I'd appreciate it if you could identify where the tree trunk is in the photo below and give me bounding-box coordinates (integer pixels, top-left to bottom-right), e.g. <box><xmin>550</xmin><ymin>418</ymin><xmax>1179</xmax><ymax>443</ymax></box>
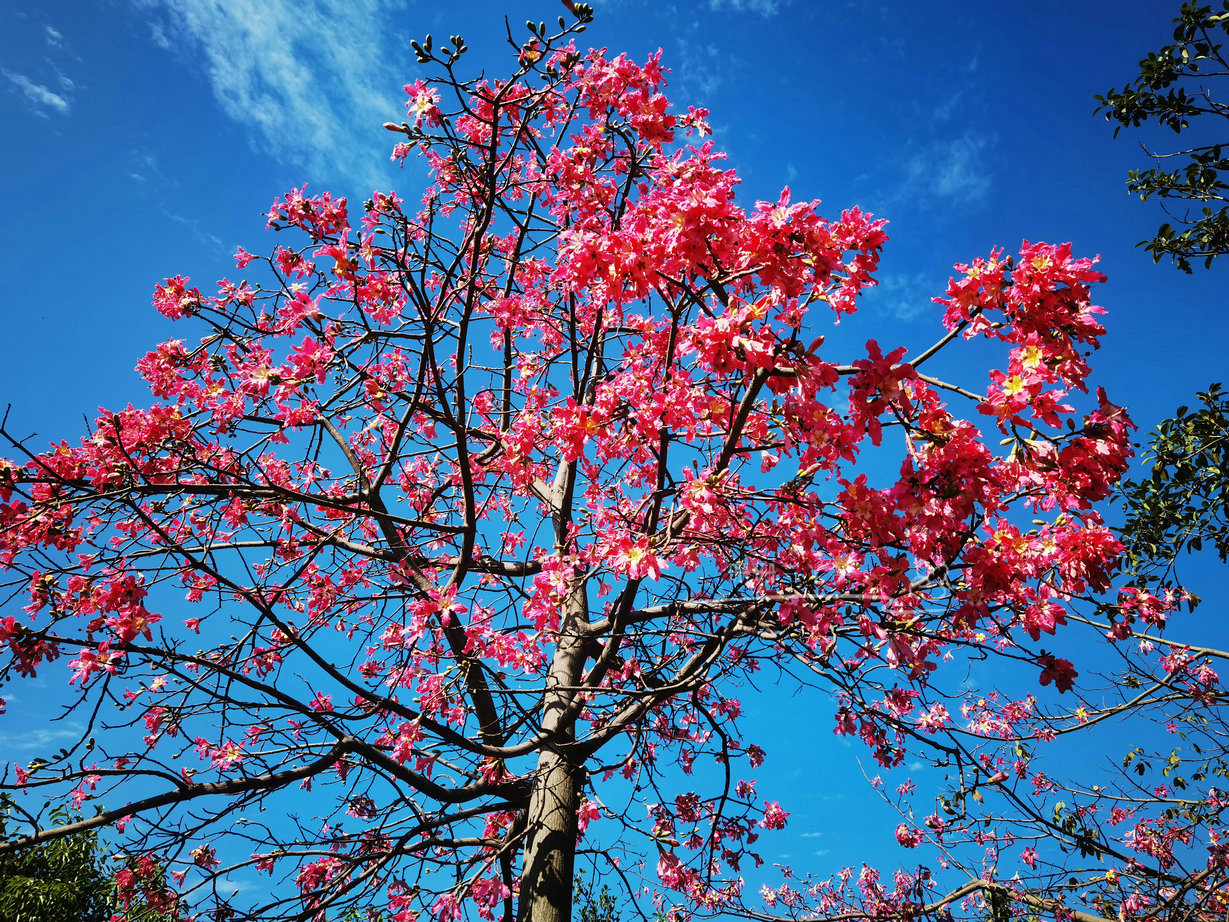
<box><xmin>517</xmin><ymin>746</ymin><xmax>582</xmax><ymax>922</ymax></box>
<box><xmin>518</xmin><ymin>581</ymin><xmax>587</xmax><ymax>922</ymax></box>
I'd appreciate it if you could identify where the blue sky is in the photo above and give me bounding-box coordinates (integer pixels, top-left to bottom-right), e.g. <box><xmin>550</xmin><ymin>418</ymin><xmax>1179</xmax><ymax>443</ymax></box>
<box><xmin>2</xmin><ymin>0</ymin><xmax>1223</xmax><ymax>440</ymax></box>
<box><xmin>3</xmin><ymin>0</ymin><xmax>1228</xmax><ymax>909</ymax></box>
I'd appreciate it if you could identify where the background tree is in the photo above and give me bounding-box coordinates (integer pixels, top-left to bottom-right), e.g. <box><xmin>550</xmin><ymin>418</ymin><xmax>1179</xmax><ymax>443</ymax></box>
<box><xmin>0</xmin><ymin>804</ymin><xmax>112</xmax><ymax>922</ymax></box>
<box><xmin>573</xmin><ymin>871</ymin><xmax>623</xmax><ymax>922</ymax></box>
<box><xmin>1118</xmin><ymin>382</ymin><xmax>1229</xmax><ymax>588</ymax></box>
<box><xmin>0</xmin><ymin>8</ymin><xmax>1206</xmax><ymax>922</ymax></box>
<box><xmin>1066</xmin><ymin>9</ymin><xmax>1229</xmax><ymax>918</ymax></box>
<box><xmin>1096</xmin><ymin>1</ymin><xmax>1229</xmax><ymax>272</ymax></box>
<box><xmin>1097</xmin><ymin>2</ymin><xmax>1229</xmax><ymax>605</ymax></box>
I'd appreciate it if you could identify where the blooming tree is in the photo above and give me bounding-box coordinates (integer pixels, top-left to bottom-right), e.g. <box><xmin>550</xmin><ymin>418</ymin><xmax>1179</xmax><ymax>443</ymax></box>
<box><xmin>0</xmin><ymin>8</ymin><xmax>1219</xmax><ymax>922</ymax></box>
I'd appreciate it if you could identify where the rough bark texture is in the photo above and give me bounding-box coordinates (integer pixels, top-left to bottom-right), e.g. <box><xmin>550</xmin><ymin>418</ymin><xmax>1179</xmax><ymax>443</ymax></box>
<box><xmin>517</xmin><ymin>584</ymin><xmax>588</xmax><ymax>922</ymax></box>
<box><xmin>517</xmin><ymin>748</ymin><xmax>583</xmax><ymax>922</ymax></box>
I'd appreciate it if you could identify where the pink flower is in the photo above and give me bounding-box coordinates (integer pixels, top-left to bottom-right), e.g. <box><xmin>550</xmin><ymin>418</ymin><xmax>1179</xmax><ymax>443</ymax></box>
<box><xmin>68</xmin><ymin>643</ymin><xmax>123</xmax><ymax>685</ymax></box>
<box><xmin>210</xmin><ymin>740</ymin><xmax>244</xmax><ymax>771</ymax></box>
<box><xmin>606</xmin><ymin>535</ymin><xmax>663</xmax><ymax>581</ymax></box>
<box><xmin>656</xmin><ymin>850</ymin><xmax>684</xmax><ymax>888</ymax></box>
<box><xmin>190</xmin><ymin>845</ymin><xmax>219</xmax><ymax>869</ymax></box>
<box><xmin>895</xmin><ymin>823</ymin><xmax>924</xmax><ymax>848</ymax></box>
<box><xmin>391</xmin><ymin>142</ymin><xmax>414</xmax><ymax>165</ymax></box>
<box><xmin>1037</xmin><ymin>653</ymin><xmax>1078</xmax><ymax>693</ymax></box>
<box><xmin>403</xmin><ymin>80</ymin><xmax>441</xmax><ymax>127</ymax></box>
<box><xmin>759</xmin><ymin>801</ymin><xmax>789</xmax><ymax>829</ymax></box>
<box><xmin>429</xmin><ymin>892</ymin><xmax>463</xmax><ymax>922</ymax></box>
<box><xmin>577</xmin><ymin>799</ymin><xmax>601</xmax><ymax>835</ymax></box>
<box><xmin>917</xmin><ymin>702</ymin><xmax>950</xmax><ymax>733</ymax></box>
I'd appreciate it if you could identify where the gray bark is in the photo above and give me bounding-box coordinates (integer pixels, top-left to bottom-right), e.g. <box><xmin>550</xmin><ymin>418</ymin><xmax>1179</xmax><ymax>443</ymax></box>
<box><xmin>517</xmin><ymin>584</ymin><xmax>588</xmax><ymax>922</ymax></box>
<box><xmin>517</xmin><ymin>747</ymin><xmax>583</xmax><ymax>922</ymax></box>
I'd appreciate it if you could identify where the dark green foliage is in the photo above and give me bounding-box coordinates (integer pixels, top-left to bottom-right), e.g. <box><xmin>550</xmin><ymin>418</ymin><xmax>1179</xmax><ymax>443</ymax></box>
<box><xmin>573</xmin><ymin>870</ymin><xmax>673</xmax><ymax>922</ymax></box>
<box><xmin>575</xmin><ymin>875</ymin><xmax>621</xmax><ymax>922</ymax></box>
<box><xmin>1117</xmin><ymin>383</ymin><xmax>1229</xmax><ymax>591</ymax></box>
<box><xmin>0</xmin><ymin>807</ymin><xmax>112</xmax><ymax>922</ymax></box>
<box><xmin>1096</xmin><ymin>2</ymin><xmax>1229</xmax><ymax>272</ymax></box>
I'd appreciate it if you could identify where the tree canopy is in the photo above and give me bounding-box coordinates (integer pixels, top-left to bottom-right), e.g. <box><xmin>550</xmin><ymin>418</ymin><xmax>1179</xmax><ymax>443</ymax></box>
<box><xmin>1096</xmin><ymin>1</ymin><xmax>1229</xmax><ymax>272</ymax></box>
<box><xmin>1118</xmin><ymin>383</ymin><xmax>1229</xmax><ymax>590</ymax></box>
<box><xmin>0</xmin><ymin>806</ymin><xmax>112</xmax><ymax>922</ymax></box>
<box><xmin>0</xmin><ymin>9</ymin><xmax>1226</xmax><ymax>922</ymax></box>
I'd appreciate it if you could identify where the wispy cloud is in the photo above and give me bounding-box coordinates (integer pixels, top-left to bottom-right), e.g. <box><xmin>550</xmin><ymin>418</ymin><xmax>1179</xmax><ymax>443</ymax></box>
<box><xmin>44</xmin><ymin>24</ymin><xmax>63</xmax><ymax>46</ymax></box>
<box><xmin>0</xmin><ymin>724</ymin><xmax>83</xmax><ymax>752</ymax></box>
<box><xmin>871</xmin><ymin>272</ymin><xmax>939</xmax><ymax>322</ymax></box>
<box><xmin>137</xmin><ymin>0</ymin><xmax>407</xmax><ymax>193</ymax></box>
<box><xmin>931</xmin><ymin>91</ymin><xmax>963</xmax><ymax>124</ymax></box>
<box><xmin>672</xmin><ymin>36</ymin><xmax>723</xmax><ymax>101</ymax></box>
<box><xmin>163</xmin><ymin>208</ymin><xmax>228</xmax><ymax>255</ymax></box>
<box><xmin>900</xmin><ymin>132</ymin><xmax>993</xmax><ymax>206</ymax></box>
<box><xmin>708</xmin><ymin>0</ymin><xmax>784</xmax><ymax>15</ymax></box>
<box><xmin>216</xmin><ymin>876</ymin><xmax>261</xmax><ymax>896</ymax></box>
<box><xmin>126</xmin><ymin>149</ymin><xmax>162</xmax><ymax>184</ymax></box>
<box><xmin>148</xmin><ymin>20</ymin><xmax>172</xmax><ymax>50</ymax></box>
<box><xmin>799</xmin><ymin>831</ymin><xmax>823</xmax><ymax>838</ymax></box>
<box><xmin>1</xmin><ymin>67</ymin><xmax>70</xmax><ymax>114</ymax></box>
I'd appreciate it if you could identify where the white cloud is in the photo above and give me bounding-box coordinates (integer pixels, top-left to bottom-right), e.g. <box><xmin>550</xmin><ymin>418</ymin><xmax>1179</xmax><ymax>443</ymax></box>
<box><xmin>45</xmin><ymin>25</ymin><xmax>63</xmax><ymax>46</ymax></box>
<box><xmin>138</xmin><ymin>0</ymin><xmax>407</xmax><ymax>192</ymax></box>
<box><xmin>164</xmin><ymin>208</ymin><xmax>228</xmax><ymax>255</ymax></box>
<box><xmin>216</xmin><ymin>876</ymin><xmax>260</xmax><ymax>895</ymax></box>
<box><xmin>931</xmin><ymin>91</ymin><xmax>962</xmax><ymax>123</ymax></box>
<box><xmin>902</xmin><ymin>133</ymin><xmax>993</xmax><ymax>205</ymax></box>
<box><xmin>677</xmin><ymin>39</ymin><xmax>722</xmax><ymax>99</ymax></box>
<box><xmin>708</xmin><ymin>0</ymin><xmax>783</xmax><ymax>15</ymax></box>
<box><xmin>799</xmin><ymin>831</ymin><xmax>823</xmax><ymax>838</ymax></box>
<box><xmin>1</xmin><ymin>68</ymin><xmax>70</xmax><ymax>114</ymax></box>
<box><xmin>871</xmin><ymin>272</ymin><xmax>936</xmax><ymax>322</ymax></box>
<box><xmin>0</xmin><ymin>724</ymin><xmax>83</xmax><ymax>751</ymax></box>
<box><xmin>149</xmin><ymin>20</ymin><xmax>172</xmax><ymax>50</ymax></box>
